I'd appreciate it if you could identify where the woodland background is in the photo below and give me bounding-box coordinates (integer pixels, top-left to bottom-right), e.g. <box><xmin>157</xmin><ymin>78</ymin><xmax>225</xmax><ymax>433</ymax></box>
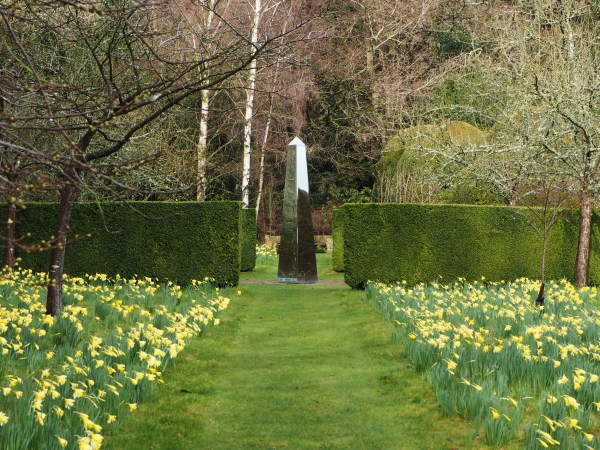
<box><xmin>2</xmin><ymin>0</ymin><xmax>599</xmax><ymax>236</ymax></box>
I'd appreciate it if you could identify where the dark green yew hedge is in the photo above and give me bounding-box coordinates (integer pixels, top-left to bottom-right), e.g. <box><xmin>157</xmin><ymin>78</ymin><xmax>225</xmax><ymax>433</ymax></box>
<box><xmin>15</xmin><ymin>201</ymin><xmax>243</xmax><ymax>285</ymax></box>
<box><xmin>240</xmin><ymin>208</ymin><xmax>257</xmax><ymax>272</ymax></box>
<box><xmin>339</xmin><ymin>203</ymin><xmax>600</xmax><ymax>289</ymax></box>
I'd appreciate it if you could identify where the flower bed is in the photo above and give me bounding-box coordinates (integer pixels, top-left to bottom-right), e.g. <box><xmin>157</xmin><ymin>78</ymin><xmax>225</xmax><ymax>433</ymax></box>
<box><xmin>0</xmin><ymin>269</ymin><xmax>230</xmax><ymax>449</ymax></box>
<box><xmin>367</xmin><ymin>278</ymin><xmax>600</xmax><ymax>448</ymax></box>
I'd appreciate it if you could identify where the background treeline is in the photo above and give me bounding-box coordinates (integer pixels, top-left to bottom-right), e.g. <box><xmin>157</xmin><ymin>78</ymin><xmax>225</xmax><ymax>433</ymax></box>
<box><xmin>15</xmin><ymin>1</ymin><xmax>589</xmax><ymax>234</ymax></box>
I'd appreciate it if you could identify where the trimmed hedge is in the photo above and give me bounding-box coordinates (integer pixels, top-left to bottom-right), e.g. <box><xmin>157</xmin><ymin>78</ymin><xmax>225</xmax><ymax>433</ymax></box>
<box><xmin>332</xmin><ymin>207</ymin><xmax>345</xmax><ymax>272</ymax></box>
<box><xmin>240</xmin><ymin>208</ymin><xmax>257</xmax><ymax>272</ymax></box>
<box><xmin>341</xmin><ymin>203</ymin><xmax>598</xmax><ymax>289</ymax></box>
<box><xmin>14</xmin><ymin>201</ymin><xmax>242</xmax><ymax>285</ymax></box>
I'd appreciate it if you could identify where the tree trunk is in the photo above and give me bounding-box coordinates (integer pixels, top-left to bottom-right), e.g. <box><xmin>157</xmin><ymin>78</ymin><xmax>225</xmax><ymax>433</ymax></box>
<box><xmin>194</xmin><ymin>2</ymin><xmax>215</xmax><ymax>202</ymax></box>
<box><xmin>255</xmin><ymin>88</ymin><xmax>275</xmax><ymax>219</ymax></box>
<box><xmin>3</xmin><ymin>199</ymin><xmax>17</xmax><ymax>268</ymax></box>
<box><xmin>254</xmin><ymin>121</ymin><xmax>269</xmax><ymax>219</ymax></box>
<box><xmin>241</xmin><ymin>0</ymin><xmax>261</xmax><ymax>209</ymax></box>
<box><xmin>46</xmin><ymin>170</ymin><xmax>81</xmax><ymax>316</ymax></box>
<box><xmin>46</xmin><ymin>131</ymin><xmax>93</xmax><ymax>316</ymax></box>
<box><xmin>255</xmin><ymin>7</ymin><xmax>290</xmax><ymax>218</ymax></box>
<box><xmin>196</xmin><ymin>88</ymin><xmax>210</xmax><ymax>201</ymax></box>
<box><xmin>574</xmin><ymin>189</ymin><xmax>593</xmax><ymax>287</ymax></box>
<box><xmin>0</xmin><ymin>98</ymin><xmax>16</xmax><ymax>269</ymax></box>
<box><xmin>540</xmin><ymin>232</ymin><xmax>547</xmax><ymax>285</ymax></box>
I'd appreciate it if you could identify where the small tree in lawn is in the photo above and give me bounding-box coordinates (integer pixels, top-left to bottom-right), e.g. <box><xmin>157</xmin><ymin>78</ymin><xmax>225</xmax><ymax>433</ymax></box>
<box><xmin>0</xmin><ymin>0</ymin><xmax>289</xmax><ymax>315</ymax></box>
<box><xmin>454</xmin><ymin>0</ymin><xmax>600</xmax><ymax>286</ymax></box>
<box><xmin>422</xmin><ymin>0</ymin><xmax>599</xmax><ymax>287</ymax></box>
<box><xmin>427</xmin><ymin>104</ymin><xmax>577</xmax><ymax>301</ymax></box>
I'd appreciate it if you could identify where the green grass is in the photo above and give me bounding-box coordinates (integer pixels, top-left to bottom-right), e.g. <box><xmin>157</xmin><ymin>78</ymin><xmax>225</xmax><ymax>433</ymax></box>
<box><xmin>243</xmin><ymin>253</ymin><xmax>341</xmax><ymax>282</ymax></box>
<box><xmin>104</xmin><ymin>254</ymin><xmax>511</xmax><ymax>449</ymax></box>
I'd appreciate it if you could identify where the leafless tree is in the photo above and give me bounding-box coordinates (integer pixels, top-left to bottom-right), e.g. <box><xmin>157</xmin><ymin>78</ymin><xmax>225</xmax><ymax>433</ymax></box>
<box><xmin>447</xmin><ymin>0</ymin><xmax>600</xmax><ymax>286</ymax></box>
<box><xmin>0</xmin><ymin>0</ymin><xmax>293</xmax><ymax>314</ymax></box>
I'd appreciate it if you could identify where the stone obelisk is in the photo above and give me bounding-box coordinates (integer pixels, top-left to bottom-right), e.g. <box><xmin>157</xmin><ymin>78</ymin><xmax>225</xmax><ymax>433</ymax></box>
<box><xmin>277</xmin><ymin>137</ymin><xmax>318</xmax><ymax>283</ymax></box>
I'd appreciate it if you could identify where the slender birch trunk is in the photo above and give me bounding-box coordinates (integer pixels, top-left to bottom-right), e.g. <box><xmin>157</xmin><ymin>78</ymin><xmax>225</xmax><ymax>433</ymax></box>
<box><xmin>196</xmin><ymin>87</ymin><xmax>210</xmax><ymax>201</ymax></box>
<box><xmin>255</xmin><ymin>103</ymin><xmax>272</xmax><ymax>218</ymax></box>
<box><xmin>255</xmin><ymin>4</ymin><xmax>292</xmax><ymax>219</ymax></box>
<box><xmin>194</xmin><ymin>1</ymin><xmax>215</xmax><ymax>202</ymax></box>
<box><xmin>575</xmin><ymin>187</ymin><xmax>593</xmax><ymax>287</ymax></box>
<box><xmin>241</xmin><ymin>0</ymin><xmax>261</xmax><ymax>209</ymax></box>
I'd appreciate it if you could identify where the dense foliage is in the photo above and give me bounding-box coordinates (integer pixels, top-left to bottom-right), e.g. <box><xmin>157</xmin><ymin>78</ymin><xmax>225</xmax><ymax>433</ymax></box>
<box><xmin>338</xmin><ymin>203</ymin><xmax>597</xmax><ymax>289</ymax></box>
<box><xmin>240</xmin><ymin>208</ymin><xmax>257</xmax><ymax>272</ymax></box>
<box><xmin>14</xmin><ymin>202</ymin><xmax>243</xmax><ymax>286</ymax></box>
<box><xmin>331</xmin><ymin>208</ymin><xmax>345</xmax><ymax>272</ymax></box>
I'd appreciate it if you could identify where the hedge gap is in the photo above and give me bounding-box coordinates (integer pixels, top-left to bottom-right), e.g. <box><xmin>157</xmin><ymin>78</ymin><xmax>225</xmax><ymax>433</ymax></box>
<box><xmin>332</xmin><ymin>207</ymin><xmax>345</xmax><ymax>272</ymax></box>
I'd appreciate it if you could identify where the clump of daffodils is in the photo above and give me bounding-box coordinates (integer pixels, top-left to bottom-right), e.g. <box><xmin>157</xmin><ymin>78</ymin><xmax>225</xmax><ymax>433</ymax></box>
<box><xmin>0</xmin><ymin>269</ymin><xmax>230</xmax><ymax>449</ymax></box>
<box><xmin>256</xmin><ymin>244</ymin><xmax>277</xmax><ymax>262</ymax></box>
<box><xmin>368</xmin><ymin>278</ymin><xmax>600</xmax><ymax>448</ymax></box>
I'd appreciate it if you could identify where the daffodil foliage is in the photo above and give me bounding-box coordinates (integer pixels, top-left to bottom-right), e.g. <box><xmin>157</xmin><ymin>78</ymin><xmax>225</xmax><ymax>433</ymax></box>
<box><xmin>256</xmin><ymin>244</ymin><xmax>277</xmax><ymax>262</ymax></box>
<box><xmin>0</xmin><ymin>269</ymin><xmax>230</xmax><ymax>450</ymax></box>
<box><xmin>367</xmin><ymin>278</ymin><xmax>600</xmax><ymax>449</ymax></box>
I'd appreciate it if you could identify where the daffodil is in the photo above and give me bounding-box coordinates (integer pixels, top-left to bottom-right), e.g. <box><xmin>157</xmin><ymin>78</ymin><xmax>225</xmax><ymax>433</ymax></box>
<box><xmin>490</xmin><ymin>407</ymin><xmax>500</xmax><ymax>419</ymax></box>
<box><xmin>542</xmin><ymin>416</ymin><xmax>556</xmax><ymax>431</ymax></box>
<box><xmin>537</xmin><ymin>438</ymin><xmax>549</xmax><ymax>448</ymax></box>
<box><xmin>35</xmin><ymin>411</ymin><xmax>46</xmax><ymax>426</ymax></box>
<box><xmin>563</xmin><ymin>395</ymin><xmax>580</xmax><ymax>409</ymax></box>
<box><xmin>53</xmin><ymin>406</ymin><xmax>64</xmax><ymax>418</ymax></box>
<box><xmin>567</xmin><ymin>418</ymin><xmax>581</xmax><ymax>430</ymax></box>
<box><xmin>536</xmin><ymin>429</ymin><xmax>560</xmax><ymax>446</ymax></box>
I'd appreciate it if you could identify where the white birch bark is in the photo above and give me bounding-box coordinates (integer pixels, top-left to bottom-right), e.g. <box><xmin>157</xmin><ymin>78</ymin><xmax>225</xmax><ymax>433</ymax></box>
<box><xmin>194</xmin><ymin>1</ymin><xmax>216</xmax><ymax>201</ymax></box>
<box><xmin>241</xmin><ymin>0</ymin><xmax>261</xmax><ymax>209</ymax></box>
<box><xmin>255</xmin><ymin>97</ymin><xmax>273</xmax><ymax>217</ymax></box>
<box><xmin>196</xmin><ymin>87</ymin><xmax>210</xmax><ymax>201</ymax></box>
<box><xmin>255</xmin><ymin>2</ymin><xmax>293</xmax><ymax>218</ymax></box>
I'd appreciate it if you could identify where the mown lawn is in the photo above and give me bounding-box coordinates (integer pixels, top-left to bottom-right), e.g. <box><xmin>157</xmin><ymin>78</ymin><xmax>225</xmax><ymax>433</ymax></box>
<box><xmin>104</xmin><ymin>254</ymin><xmax>510</xmax><ymax>449</ymax></box>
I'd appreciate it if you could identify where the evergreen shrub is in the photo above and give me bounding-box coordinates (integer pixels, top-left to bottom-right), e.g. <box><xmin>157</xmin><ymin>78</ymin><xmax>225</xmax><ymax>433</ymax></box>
<box><xmin>15</xmin><ymin>201</ymin><xmax>242</xmax><ymax>285</ymax></box>
<box><xmin>341</xmin><ymin>203</ymin><xmax>598</xmax><ymax>289</ymax></box>
<box><xmin>240</xmin><ymin>208</ymin><xmax>257</xmax><ymax>272</ymax></box>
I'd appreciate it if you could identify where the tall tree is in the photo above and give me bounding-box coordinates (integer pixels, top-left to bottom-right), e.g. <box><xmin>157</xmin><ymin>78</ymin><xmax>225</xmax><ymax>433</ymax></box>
<box><xmin>0</xmin><ymin>0</ymin><xmax>285</xmax><ymax>314</ymax></box>
<box><xmin>241</xmin><ymin>0</ymin><xmax>261</xmax><ymax>208</ymax></box>
<box><xmin>427</xmin><ymin>0</ymin><xmax>599</xmax><ymax>285</ymax></box>
<box><xmin>184</xmin><ymin>0</ymin><xmax>233</xmax><ymax>202</ymax></box>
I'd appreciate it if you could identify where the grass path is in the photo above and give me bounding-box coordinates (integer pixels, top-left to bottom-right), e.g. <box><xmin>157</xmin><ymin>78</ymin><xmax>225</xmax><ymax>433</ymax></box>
<box><xmin>104</xmin><ymin>256</ymin><xmax>496</xmax><ymax>449</ymax></box>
